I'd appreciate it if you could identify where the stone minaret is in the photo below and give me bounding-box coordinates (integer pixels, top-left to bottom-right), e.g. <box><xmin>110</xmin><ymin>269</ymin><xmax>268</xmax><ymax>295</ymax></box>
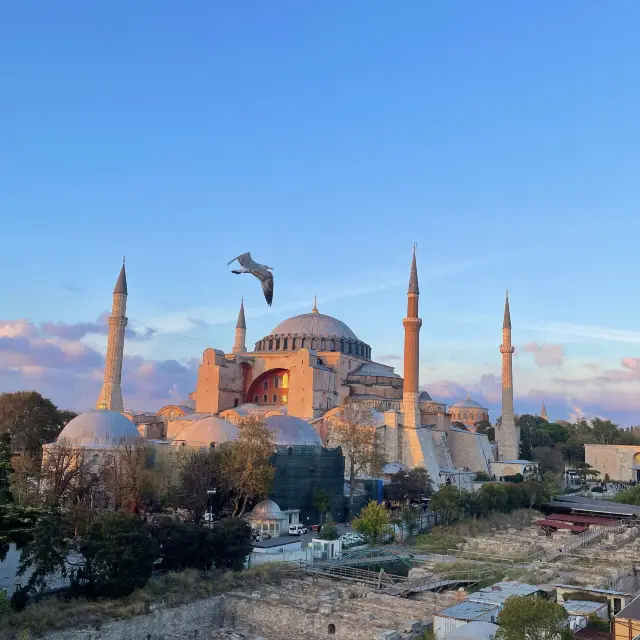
<box><xmin>232</xmin><ymin>299</ymin><xmax>247</xmax><ymax>354</ymax></box>
<box><xmin>96</xmin><ymin>261</ymin><xmax>128</xmax><ymax>412</ymax></box>
<box><xmin>540</xmin><ymin>401</ymin><xmax>548</xmax><ymax>421</ymax></box>
<box><xmin>402</xmin><ymin>246</ymin><xmax>422</xmax><ymax>430</ymax></box>
<box><xmin>497</xmin><ymin>290</ymin><xmax>519</xmax><ymax>460</ymax></box>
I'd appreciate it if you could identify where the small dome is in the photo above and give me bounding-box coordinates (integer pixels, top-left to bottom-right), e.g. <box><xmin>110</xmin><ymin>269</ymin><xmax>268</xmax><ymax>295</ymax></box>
<box><xmin>264</xmin><ymin>415</ymin><xmax>322</xmax><ymax>446</ymax></box>
<box><xmin>269</xmin><ymin>312</ymin><xmax>358</xmax><ymax>340</ymax></box>
<box><xmin>250</xmin><ymin>499</ymin><xmax>283</xmax><ymax>518</ymax></box>
<box><xmin>450</xmin><ymin>393</ymin><xmax>487</xmax><ymax>410</ymax></box>
<box><xmin>171</xmin><ymin>415</ymin><xmax>238</xmax><ymax>447</ymax></box>
<box><xmin>57</xmin><ymin>410</ymin><xmax>141</xmax><ymax>448</ymax></box>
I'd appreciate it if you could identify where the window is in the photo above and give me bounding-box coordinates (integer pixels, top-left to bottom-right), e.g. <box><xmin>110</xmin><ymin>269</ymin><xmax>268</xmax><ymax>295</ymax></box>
<box><xmin>210</xmin><ymin>442</ymin><xmax>216</xmax><ymax>449</ymax></box>
<box><xmin>234</xmin><ymin>398</ymin><xmax>239</xmax><ymax>407</ymax></box>
<box><xmin>274</xmin><ymin>377</ymin><xmax>279</xmax><ymax>388</ymax></box>
<box><xmin>253</xmin><ymin>394</ymin><xmax>259</xmax><ymax>403</ymax></box>
<box><xmin>263</xmin><ymin>394</ymin><xmax>268</xmax><ymax>402</ymax></box>
<box><xmin>263</xmin><ymin>380</ymin><xmax>269</xmax><ymax>389</ymax></box>
<box><xmin>272</xmin><ymin>394</ymin><xmax>277</xmax><ymax>403</ymax></box>
<box><xmin>282</xmin><ymin>394</ymin><xmax>288</xmax><ymax>403</ymax></box>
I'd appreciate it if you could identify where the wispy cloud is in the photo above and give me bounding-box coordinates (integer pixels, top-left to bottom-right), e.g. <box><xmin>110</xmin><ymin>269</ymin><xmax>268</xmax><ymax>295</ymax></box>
<box><xmin>62</xmin><ymin>283</ymin><xmax>83</xmax><ymax>294</ymax></box>
<box><xmin>525</xmin><ymin>322</ymin><xmax>640</xmax><ymax>344</ymax></box>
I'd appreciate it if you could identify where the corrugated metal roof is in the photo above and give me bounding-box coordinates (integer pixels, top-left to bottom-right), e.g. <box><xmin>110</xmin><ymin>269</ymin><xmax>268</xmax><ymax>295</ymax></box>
<box><xmin>547</xmin><ymin>499</ymin><xmax>639</xmax><ymax>516</ymax></box>
<box><xmin>437</xmin><ymin>601</ymin><xmax>499</xmax><ymax>620</ymax></box>
<box><xmin>555</xmin><ymin>584</ymin><xmax>630</xmax><ymax>596</ymax></box>
<box><xmin>470</xmin><ymin>581</ymin><xmax>540</xmax><ymax>605</ymax></box>
<box><xmin>563</xmin><ymin>601</ymin><xmax>608</xmax><ymax>615</ymax></box>
<box><xmin>445</xmin><ymin>622</ymin><xmax>499</xmax><ymax>640</ymax></box>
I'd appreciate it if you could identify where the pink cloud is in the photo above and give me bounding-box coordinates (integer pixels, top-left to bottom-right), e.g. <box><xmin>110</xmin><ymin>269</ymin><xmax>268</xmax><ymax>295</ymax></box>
<box><xmin>522</xmin><ymin>342</ymin><xmax>565</xmax><ymax>368</ymax></box>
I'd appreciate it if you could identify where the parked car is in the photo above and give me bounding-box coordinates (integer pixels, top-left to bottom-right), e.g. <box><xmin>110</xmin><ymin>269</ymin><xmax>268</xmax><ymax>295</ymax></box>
<box><xmin>288</xmin><ymin>524</ymin><xmax>308</xmax><ymax>536</ymax></box>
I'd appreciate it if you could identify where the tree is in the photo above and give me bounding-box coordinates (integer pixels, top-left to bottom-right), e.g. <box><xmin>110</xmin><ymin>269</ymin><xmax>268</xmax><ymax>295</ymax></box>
<box><xmin>475</xmin><ymin>419</ymin><xmax>495</xmax><ymax>441</ymax></box>
<box><xmin>531</xmin><ymin>446</ymin><xmax>565</xmax><ymax>474</ymax></box>
<box><xmin>400</xmin><ymin>505</ymin><xmax>419</xmax><ymax>537</ymax></box>
<box><xmin>591</xmin><ymin>418</ymin><xmax>620</xmax><ymax>445</ymax></box>
<box><xmin>496</xmin><ymin>595</ymin><xmax>569</xmax><ymax>640</ymax></box>
<box><xmin>71</xmin><ymin>513</ymin><xmax>157</xmax><ymax>598</ymax></box>
<box><xmin>352</xmin><ymin>501</ymin><xmax>392</xmax><ymax>544</ymax></box>
<box><xmin>169</xmin><ymin>449</ymin><xmax>221</xmax><ymax>523</ymax></box>
<box><xmin>574</xmin><ymin>462</ymin><xmax>600</xmax><ymax>485</ymax></box>
<box><xmin>209</xmin><ymin>517</ymin><xmax>253</xmax><ymax>570</ymax></box>
<box><xmin>328</xmin><ymin>402</ymin><xmax>386</xmax><ymax>518</ymax></box>
<box><xmin>9</xmin><ymin>451</ymin><xmax>41</xmax><ymax>506</ymax></box>
<box><xmin>386</xmin><ymin>467</ymin><xmax>433</xmax><ymax>505</ymax></box>
<box><xmin>430</xmin><ymin>485</ymin><xmax>463</xmax><ymax>525</ymax></box>
<box><xmin>0</xmin><ymin>433</ymin><xmax>12</xmax><ymax>503</ymax></box>
<box><xmin>16</xmin><ymin>507</ymin><xmax>73</xmax><ymax>593</ymax></box>
<box><xmin>320</xmin><ymin>515</ymin><xmax>339</xmax><ymax>540</ymax></box>
<box><xmin>223</xmin><ymin>416</ymin><xmax>276</xmax><ymax>517</ymax></box>
<box><xmin>0</xmin><ymin>391</ymin><xmax>69</xmax><ymax>454</ymax></box>
<box><xmin>313</xmin><ymin>489</ymin><xmax>332</xmax><ymax>526</ymax></box>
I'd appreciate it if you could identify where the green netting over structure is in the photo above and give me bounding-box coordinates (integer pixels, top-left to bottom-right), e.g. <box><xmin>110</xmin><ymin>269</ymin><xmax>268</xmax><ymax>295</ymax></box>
<box><xmin>269</xmin><ymin>445</ymin><xmax>345</xmax><ymax>525</ymax></box>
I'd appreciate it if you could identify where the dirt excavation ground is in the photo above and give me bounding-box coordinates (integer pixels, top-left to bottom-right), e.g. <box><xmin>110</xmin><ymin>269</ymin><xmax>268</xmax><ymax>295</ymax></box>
<box><xmin>409</xmin><ymin>509</ymin><xmax>640</xmax><ymax>593</ymax></box>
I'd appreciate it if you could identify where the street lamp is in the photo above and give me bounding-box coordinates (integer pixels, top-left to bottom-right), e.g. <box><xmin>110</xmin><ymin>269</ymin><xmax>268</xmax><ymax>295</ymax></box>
<box><xmin>206</xmin><ymin>488</ymin><xmax>217</xmax><ymax>529</ymax></box>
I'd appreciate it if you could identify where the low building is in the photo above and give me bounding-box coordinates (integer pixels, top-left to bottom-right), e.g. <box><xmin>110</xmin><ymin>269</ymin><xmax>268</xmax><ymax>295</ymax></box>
<box><xmin>469</xmin><ymin>581</ymin><xmax>542</xmax><ymax>612</ymax></box>
<box><xmin>433</xmin><ymin>601</ymin><xmax>500</xmax><ymax>640</ymax></box>
<box><xmin>490</xmin><ymin>460</ymin><xmax>538</xmax><ymax>480</ymax></box>
<box><xmin>562</xmin><ymin>600</ymin><xmax>609</xmax><ymax>633</ymax></box>
<box><xmin>247</xmin><ymin>537</ymin><xmax>311</xmax><ymax>568</ymax></box>
<box><xmin>444</xmin><ymin>621</ymin><xmax>498</xmax><ymax>640</ymax></box>
<box><xmin>614</xmin><ymin>594</ymin><xmax>640</xmax><ymax>640</ymax></box>
<box><xmin>244</xmin><ymin>499</ymin><xmax>300</xmax><ymax>538</ymax></box>
<box><xmin>556</xmin><ymin>584</ymin><xmax>630</xmax><ymax>616</ymax></box>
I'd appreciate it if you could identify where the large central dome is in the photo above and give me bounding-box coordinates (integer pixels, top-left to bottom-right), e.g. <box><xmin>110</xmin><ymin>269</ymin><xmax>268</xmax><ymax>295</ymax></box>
<box><xmin>254</xmin><ymin>304</ymin><xmax>371</xmax><ymax>359</ymax></box>
<box><xmin>269</xmin><ymin>312</ymin><xmax>358</xmax><ymax>340</ymax></box>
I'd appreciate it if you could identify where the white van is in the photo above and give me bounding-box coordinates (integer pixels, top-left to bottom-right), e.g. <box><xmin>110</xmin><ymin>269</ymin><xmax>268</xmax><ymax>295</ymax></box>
<box><xmin>288</xmin><ymin>524</ymin><xmax>308</xmax><ymax>536</ymax></box>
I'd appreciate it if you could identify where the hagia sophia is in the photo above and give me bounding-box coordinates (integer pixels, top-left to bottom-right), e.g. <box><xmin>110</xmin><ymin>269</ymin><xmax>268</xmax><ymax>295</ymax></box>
<box><xmin>47</xmin><ymin>250</ymin><xmax>528</xmax><ymax>497</ymax></box>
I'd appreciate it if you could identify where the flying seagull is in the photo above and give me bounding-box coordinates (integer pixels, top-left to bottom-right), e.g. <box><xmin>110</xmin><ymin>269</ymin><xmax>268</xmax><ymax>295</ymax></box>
<box><xmin>227</xmin><ymin>252</ymin><xmax>274</xmax><ymax>306</ymax></box>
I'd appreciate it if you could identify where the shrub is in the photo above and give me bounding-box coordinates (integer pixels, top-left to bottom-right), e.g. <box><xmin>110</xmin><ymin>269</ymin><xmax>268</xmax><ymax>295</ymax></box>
<box><xmin>474</xmin><ymin>471</ymin><xmax>491</xmax><ymax>481</ymax></box>
<box><xmin>320</xmin><ymin>516</ymin><xmax>339</xmax><ymax>540</ymax></box>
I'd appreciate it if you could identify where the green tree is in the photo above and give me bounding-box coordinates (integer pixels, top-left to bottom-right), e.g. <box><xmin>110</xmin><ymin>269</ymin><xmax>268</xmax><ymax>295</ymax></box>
<box><xmin>429</xmin><ymin>485</ymin><xmax>463</xmax><ymax>525</ymax></box>
<box><xmin>209</xmin><ymin>517</ymin><xmax>253</xmax><ymax>570</ymax></box>
<box><xmin>328</xmin><ymin>402</ymin><xmax>386</xmax><ymax>519</ymax></box>
<box><xmin>17</xmin><ymin>507</ymin><xmax>72</xmax><ymax>593</ymax></box>
<box><xmin>475</xmin><ymin>419</ymin><xmax>495</xmax><ymax>441</ymax></box>
<box><xmin>320</xmin><ymin>515</ymin><xmax>339</xmax><ymax>540</ymax></box>
<box><xmin>574</xmin><ymin>462</ymin><xmax>600</xmax><ymax>485</ymax></box>
<box><xmin>0</xmin><ymin>433</ymin><xmax>12</xmax><ymax>503</ymax></box>
<box><xmin>400</xmin><ymin>505</ymin><xmax>419</xmax><ymax>537</ymax></box>
<box><xmin>386</xmin><ymin>467</ymin><xmax>433</xmax><ymax>505</ymax></box>
<box><xmin>0</xmin><ymin>391</ymin><xmax>70</xmax><ymax>454</ymax></box>
<box><xmin>591</xmin><ymin>417</ymin><xmax>620</xmax><ymax>445</ymax></box>
<box><xmin>614</xmin><ymin>485</ymin><xmax>640</xmax><ymax>506</ymax></box>
<box><xmin>72</xmin><ymin>513</ymin><xmax>157</xmax><ymax>598</ymax></box>
<box><xmin>352</xmin><ymin>501</ymin><xmax>392</xmax><ymax>544</ymax></box>
<box><xmin>313</xmin><ymin>489</ymin><xmax>332</xmax><ymax>526</ymax></box>
<box><xmin>0</xmin><ymin>503</ymin><xmax>42</xmax><ymax>562</ymax></box>
<box><xmin>496</xmin><ymin>595</ymin><xmax>569</xmax><ymax>640</ymax></box>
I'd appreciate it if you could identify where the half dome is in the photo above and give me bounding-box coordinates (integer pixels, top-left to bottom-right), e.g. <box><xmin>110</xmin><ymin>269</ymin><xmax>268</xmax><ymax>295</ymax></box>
<box><xmin>264</xmin><ymin>415</ymin><xmax>323</xmax><ymax>447</ymax></box>
<box><xmin>171</xmin><ymin>415</ymin><xmax>239</xmax><ymax>447</ymax></box>
<box><xmin>57</xmin><ymin>410</ymin><xmax>141</xmax><ymax>448</ymax></box>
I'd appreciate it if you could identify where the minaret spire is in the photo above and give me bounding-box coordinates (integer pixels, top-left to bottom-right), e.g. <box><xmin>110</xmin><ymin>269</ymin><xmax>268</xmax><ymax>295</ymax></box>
<box><xmin>233</xmin><ymin>299</ymin><xmax>247</xmax><ymax>354</ymax></box>
<box><xmin>540</xmin><ymin>401</ymin><xmax>548</xmax><ymax>421</ymax></box>
<box><xmin>96</xmin><ymin>261</ymin><xmax>128</xmax><ymax>411</ymax></box>
<box><xmin>402</xmin><ymin>246</ymin><xmax>422</xmax><ymax>428</ymax></box>
<box><xmin>497</xmin><ymin>289</ymin><xmax>519</xmax><ymax>460</ymax></box>
<box><xmin>312</xmin><ymin>295</ymin><xmax>319</xmax><ymax>314</ymax></box>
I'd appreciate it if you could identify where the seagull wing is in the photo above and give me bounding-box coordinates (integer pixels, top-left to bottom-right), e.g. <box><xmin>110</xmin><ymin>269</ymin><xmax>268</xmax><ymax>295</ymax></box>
<box><xmin>227</xmin><ymin>252</ymin><xmax>253</xmax><ymax>267</ymax></box>
<box><xmin>254</xmin><ymin>269</ymin><xmax>274</xmax><ymax>306</ymax></box>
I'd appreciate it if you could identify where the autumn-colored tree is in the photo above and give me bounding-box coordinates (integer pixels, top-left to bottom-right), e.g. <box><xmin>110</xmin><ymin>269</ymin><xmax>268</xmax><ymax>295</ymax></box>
<box><xmin>327</xmin><ymin>402</ymin><xmax>386</xmax><ymax>518</ymax></box>
<box><xmin>9</xmin><ymin>452</ymin><xmax>42</xmax><ymax>506</ymax></box>
<box><xmin>353</xmin><ymin>501</ymin><xmax>392</xmax><ymax>544</ymax></box>
<box><xmin>223</xmin><ymin>416</ymin><xmax>276</xmax><ymax>517</ymax></box>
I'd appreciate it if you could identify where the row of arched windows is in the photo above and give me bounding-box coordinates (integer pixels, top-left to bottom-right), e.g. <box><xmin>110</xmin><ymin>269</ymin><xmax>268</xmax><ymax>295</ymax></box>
<box><xmin>254</xmin><ymin>335</ymin><xmax>371</xmax><ymax>359</ymax></box>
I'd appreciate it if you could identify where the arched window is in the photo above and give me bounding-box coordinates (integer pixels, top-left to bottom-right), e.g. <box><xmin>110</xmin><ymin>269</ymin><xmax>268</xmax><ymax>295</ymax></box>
<box><xmin>272</xmin><ymin>394</ymin><xmax>277</xmax><ymax>403</ymax></box>
<box><xmin>263</xmin><ymin>394</ymin><xmax>268</xmax><ymax>403</ymax></box>
<box><xmin>234</xmin><ymin>398</ymin><xmax>239</xmax><ymax>407</ymax></box>
<box><xmin>274</xmin><ymin>377</ymin><xmax>279</xmax><ymax>388</ymax></box>
<box><xmin>253</xmin><ymin>394</ymin><xmax>259</xmax><ymax>403</ymax></box>
<box><xmin>276</xmin><ymin>338</ymin><xmax>280</xmax><ymax>349</ymax></box>
<box><xmin>210</xmin><ymin>442</ymin><xmax>216</xmax><ymax>449</ymax></box>
<box><xmin>263</xmin><ymin>380</ymin><xmax>269</xmax><ymax>389</ymax></box>
<box><xmin>284</xmin><ymin>338</ymin><xmax>288</xmax><ymax>349</ymax></box>
<box><xmin>328</xmin><ymin>624</ymin><xmax>336</xmax><ymax>635</ymax></box>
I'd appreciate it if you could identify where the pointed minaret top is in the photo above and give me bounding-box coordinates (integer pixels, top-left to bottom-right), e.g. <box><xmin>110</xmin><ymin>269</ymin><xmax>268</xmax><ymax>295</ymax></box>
<box><xmin>312</xmin><ymin>295</ymin><xmax>319</xmax><ymax>314</ymax></box>
<box><xmin>540</xmin><ymin>401</ymin><xmax>548</xmax><ymax>420</ymax></box>
<box><xmin>503</xmin><ymin>289</ymin><xmax>511</xmax><ymax>329</ymax></box>
<box><xmin>236</xmin><ymin>298</ymin><xmax>246</xmax><ymax>329</ymax></box>
<box><xmin>114</xmin><ymin>261</ymin><xmax>128</xmax><ymax>295</ymax></box>
<box><xmin>408</xmin><ymin>245</ymin><xmax>419</xmax><ymax>295</ymax></box>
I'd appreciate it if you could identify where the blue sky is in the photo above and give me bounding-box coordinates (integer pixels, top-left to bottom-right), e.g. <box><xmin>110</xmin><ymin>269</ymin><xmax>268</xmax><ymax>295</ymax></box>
<box><xmin>1</xmin><ymin>2</ymin><xmax>640</xmax><ymax>423</ymax></box>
